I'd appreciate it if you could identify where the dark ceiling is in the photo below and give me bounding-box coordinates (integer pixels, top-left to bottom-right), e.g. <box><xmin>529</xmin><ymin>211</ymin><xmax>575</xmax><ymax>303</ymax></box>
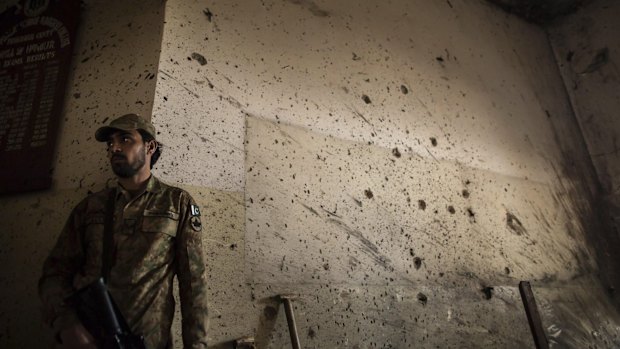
<box><xmin>487</xmin><ymin>0</ymin><xmax>591</xmax><ymax>24</ymax></box>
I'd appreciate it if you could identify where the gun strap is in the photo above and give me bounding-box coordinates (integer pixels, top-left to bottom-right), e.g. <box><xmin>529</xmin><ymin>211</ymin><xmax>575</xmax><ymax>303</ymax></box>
<box><xmin>102</xmin><ymin>188</ymin><xmax>116</xmax><ymax>282</ymax></box>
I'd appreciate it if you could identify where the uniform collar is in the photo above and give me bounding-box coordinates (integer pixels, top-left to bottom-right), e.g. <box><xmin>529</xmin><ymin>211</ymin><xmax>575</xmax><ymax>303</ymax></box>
<box><xmin>115</xmin><ymin>175</ymin><xmax>161</xmax><ymax>200</ymax></box>
<box><xmin>145</xmin><ymin>175</ymin><xmax>161</xmax><ymax>193</ymax></box>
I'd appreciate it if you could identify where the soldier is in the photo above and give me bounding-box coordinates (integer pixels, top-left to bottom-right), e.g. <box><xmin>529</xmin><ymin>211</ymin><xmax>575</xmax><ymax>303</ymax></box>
<box><xmin>39</xmin><ymin>114</ymin><xmax>208</xmax><ymax>349</ymax></box>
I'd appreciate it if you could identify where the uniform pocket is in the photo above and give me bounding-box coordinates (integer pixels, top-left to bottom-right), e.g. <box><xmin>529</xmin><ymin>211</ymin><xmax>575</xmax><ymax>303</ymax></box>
<box><xmin>84</xmin><ymin>213</ymin><xmax>105</xmax><ymax>238</ymax></box>
<box><xmin>82</xmin><ymin>213</ymin><xmax>105</xmax><ymax>274</ymax></box>
<box><xmin>129</xmin><ymin>210</ymin><xmax>180</xmax><ymax>282</ymax></box>
<box><xmin>142</xmin><ymin>209</ymin><xmax>179</xmax><ymax>237</ymax></box>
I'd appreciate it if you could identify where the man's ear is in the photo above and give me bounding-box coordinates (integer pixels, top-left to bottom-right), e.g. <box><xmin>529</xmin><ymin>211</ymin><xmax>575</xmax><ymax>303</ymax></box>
<box><xmin>146</xmin><ymin>140</ymin><xmax>157</xmax><ymax>155</ymax></box>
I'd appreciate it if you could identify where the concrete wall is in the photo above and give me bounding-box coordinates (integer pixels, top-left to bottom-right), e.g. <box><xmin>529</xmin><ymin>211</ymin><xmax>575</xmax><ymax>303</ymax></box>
<box><xmin>153</xmin><ymin>0</ymin><xmax>619</xmax><ymax>347</ymax></box>
<box><xmin>0</xmin><ymin>0</ymin><xmax>165</xmax><ymax>347</ymax></box>
<box><xmin>1</xmin><ymin>0</ymin><xmax>619</xmax><ymax>348</ymax></box>
<box><xmin>548</xmin><ymin>0</ymin><xmax>620</xmax><ymax>291</ymax></box>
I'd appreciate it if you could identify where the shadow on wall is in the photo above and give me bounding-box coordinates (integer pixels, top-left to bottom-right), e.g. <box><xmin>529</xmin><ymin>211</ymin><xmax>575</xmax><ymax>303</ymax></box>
<box><xmin>486</xmin><ymin>0</ymin><xmax>592</xmax><ymax>24</ymax></box>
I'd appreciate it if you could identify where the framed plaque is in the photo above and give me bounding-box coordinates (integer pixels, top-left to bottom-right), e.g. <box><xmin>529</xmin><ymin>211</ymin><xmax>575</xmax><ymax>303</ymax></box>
<box><xmin>0</xmin><ymin>0</ymin><xmax>80</xmax><ymax>194</ymax></box>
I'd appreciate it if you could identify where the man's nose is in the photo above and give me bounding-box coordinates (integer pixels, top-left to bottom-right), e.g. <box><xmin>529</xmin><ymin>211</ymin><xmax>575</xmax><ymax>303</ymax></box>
<box><xmin>109</xmin><ymin>142</ymin><xmax>122</xmax><ymax>153</ymax></box>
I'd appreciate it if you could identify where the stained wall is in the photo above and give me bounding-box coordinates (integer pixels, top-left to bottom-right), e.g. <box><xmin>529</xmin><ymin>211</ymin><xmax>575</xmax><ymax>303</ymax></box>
<box><xmin>1</xmin><ymin>0</ymin><xmax>619</xmax><ymax>348</ymax></box>
<box><xmin>153</xmin><ymin>0</ymin><xmax>619</xmax><ymax>347</ymax></box>
<box><xmin>548</xmin><ymin>0</ymin><xmax>620</xmax><ymax>291</ymax></box>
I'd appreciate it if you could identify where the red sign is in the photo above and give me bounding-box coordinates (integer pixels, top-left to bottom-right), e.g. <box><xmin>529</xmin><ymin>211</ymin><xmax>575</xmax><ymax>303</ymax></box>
<box><xmin>0</xmin><ymin>0</ymin><xmax>80</xmax><ymax>194</ymax></box>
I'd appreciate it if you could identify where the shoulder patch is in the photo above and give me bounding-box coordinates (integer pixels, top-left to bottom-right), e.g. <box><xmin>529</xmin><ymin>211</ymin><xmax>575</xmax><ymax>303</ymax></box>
<box><xmin>190</xmin><ymin>216</ymin><xmax>202</xmax><ymax>232</ymax></box>
<box><xmin>190</xmin><ymin>204</ymin><xmax>201</xmax><ymax>217</ymax></box>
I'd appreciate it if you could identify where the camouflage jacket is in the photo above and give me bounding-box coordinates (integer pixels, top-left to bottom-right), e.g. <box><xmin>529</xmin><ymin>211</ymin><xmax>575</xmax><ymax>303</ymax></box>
<box><xmin>39</xmin><ymin>176</ymin><xmax>208</xmax><ymax>349</ymax></box>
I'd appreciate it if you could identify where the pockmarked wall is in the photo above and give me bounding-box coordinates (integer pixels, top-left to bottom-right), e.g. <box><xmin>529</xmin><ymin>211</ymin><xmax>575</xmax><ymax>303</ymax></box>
<box><xmin>548</xmin><ymin>0</ymin><xmax>620</xmax><ymax>291</ymax></box>
<box><xmin>153</xmin><ymin>0</ymin><xmax>620</xmax><ymax>348</ymax></box>
<box><xmin>1</xmin><ymin>0</ymin><xmax>619</xmax><ymax>349</ymax></box>
<box><xmin>0</xmin><ymin>0</ymin><xmax>165</xmax><ymax>347</ymax></box>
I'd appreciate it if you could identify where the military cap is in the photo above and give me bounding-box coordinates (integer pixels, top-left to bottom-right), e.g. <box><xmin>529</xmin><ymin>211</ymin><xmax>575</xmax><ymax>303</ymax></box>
<box><xmin>95</xmin><ymin>113</ymin><xmax>156</xmax><ymax>142</ymax></box>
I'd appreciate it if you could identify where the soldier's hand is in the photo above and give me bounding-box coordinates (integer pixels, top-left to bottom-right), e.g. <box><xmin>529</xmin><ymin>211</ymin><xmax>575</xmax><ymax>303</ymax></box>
<box><xmin>58</xmin><ymin>323</ymin><xmax>97</xmax><ymax>349</ymax></box>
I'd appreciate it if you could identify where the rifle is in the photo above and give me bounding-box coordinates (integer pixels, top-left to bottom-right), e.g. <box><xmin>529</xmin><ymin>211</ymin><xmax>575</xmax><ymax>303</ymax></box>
<box><xmin>68</xmin><ymin>277</ymin><xmax>146</xmax><ymax>349</ymax></box>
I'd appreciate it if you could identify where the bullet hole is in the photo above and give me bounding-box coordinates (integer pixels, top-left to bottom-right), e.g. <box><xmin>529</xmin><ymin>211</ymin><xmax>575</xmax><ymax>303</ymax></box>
<box><xmin>308</xmin><ymin>328</ymin><xmax>316</xmax><ymax>339</ymax></box>
<box><xmin>306</xmin><ymin>4</ymin><xmax>329</xmax><ymax>17</ymax></box>
<box><xmin>409</xmin><ymin>248</ymin><xmax>415</xmax><ymax>256</ymax></box>
<box><xmin>191</xmin><ymin>52</ymin><xmax>207</xmax><ymax>65</ymax></box>
<box><xmin>436</xmin><ymin>56</ymin><xmax>444</xmax><ymax>62</ymax></box>
<box><xmin>581</xmin><ymin>47</ymin><xmax>609</xmax><ymax>74</ymax></box>
<box><xmin>102</xmin><ymin>117</ymin><xmax>109</xmax><ymax>124</ymax></box>
<box><xmin>263</xmin><ymin>306</ymin><xmax>277</xmax><ymax>320</ymax></box>
<box><xmin>462</xmin><ymin>189</ymin><xmax>470</xmax><ymax>198</ymax></box>
<box><xmin>466</xmin><ymin>208</ymin><xmax>476</xmax><ymax>222</ymax></box>
<box><xmin>481</xmin><ymin>286</ymin><xmax>494</xmax><ymax>300</ymax></box>
<box><xmin>323</xmin><ymin>263</ymin><xmax>330</xmax><ymax>270</ymax></box>
<box><xmin>414</xmin><ymin>257</ymin><xmax>422</xmax><ymax>270</ymax></box>
<box><xmin>203</xmin><ymin>8</ymin><xmax>213</xmax><ymax>21</ymax></box>
<box><xmin>430</xmin><ymin>137</ymin><xmax>438</xmax><ymax>146</ymax></box>
<box><xmin>505</xmin><ymin>267</ymin><xmax>511</xmax><ymax>275</ymax></box>
<box><xmin>566</xmin><ymin>51</ymin><xmax>574</xmax><ymax>62</ymax></box>
<box><xmin>362</xmin><ymin>95</ymin><xmax>372</xmax><ymax>104</ymax></box>
<box><xmin>73</xmin><ymin>92</ymin><xmax>81</xmax><ymax>99</ymax></box>
<box><xmin>352</xmin><ymin>52</ymin><xmax>361</xmax><ymax>61</ymax></box>
<box><xmin>229</xmin><ymin>243</ymin><xmax>237</xmax><ymax>250</ymax></box>
<box><xmin>447</xmin><ymin>206</ymin><xmax>455</xmax><ymax>214</ymax></box>
<box><xmin>418</xmin><ymin>200</ymin><xmax>427</xmax><ymax>210</ymax></box>
<box><xmin>364</xmin><ymin>189</ymin><xmax>374</xmax><ymax>199</ymax></box>
<box><xmin>392</xmin><ymin>147</ymin><xmax>401</xmax><ymax>158</ymax></box>
<box><xmin>545</xmin><ymin>110</ymin><xmax>551</xmax><ymax>118</ymax></box>
<box><xmin>417</xmin><ymin>293</ymin><xmax>428</xmax><ymax>306</ymax></box>
<box><xmin>400</xmin><ymin>85</ymin><xmax>409</xmax><ymax>94</ymax></box>
<box><xmin>506</xmin><ymin>212</ymin><xmax>527</xmax><ymax>235</ymax></box>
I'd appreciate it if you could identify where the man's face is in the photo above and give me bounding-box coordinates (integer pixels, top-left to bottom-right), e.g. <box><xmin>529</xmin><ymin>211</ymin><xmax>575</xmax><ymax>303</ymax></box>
<box><xmin>106</xmin><ymin>129</ymin><xmax>149</xmax><ymax>178</ymax></box>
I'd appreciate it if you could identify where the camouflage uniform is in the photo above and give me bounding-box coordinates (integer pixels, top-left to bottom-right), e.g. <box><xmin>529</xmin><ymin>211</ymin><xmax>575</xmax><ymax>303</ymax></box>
<box><xmin>39</xmin><ymin>176</ymin><xmax>208</xmax><ymax>349</ymax></box>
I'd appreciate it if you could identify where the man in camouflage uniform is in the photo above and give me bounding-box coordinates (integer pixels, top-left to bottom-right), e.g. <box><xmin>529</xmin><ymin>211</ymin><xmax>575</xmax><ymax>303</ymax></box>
<box><xmin>39</xmin><ymin>114</ymin><xmax>208</xmax><ymax>349</ymax></box>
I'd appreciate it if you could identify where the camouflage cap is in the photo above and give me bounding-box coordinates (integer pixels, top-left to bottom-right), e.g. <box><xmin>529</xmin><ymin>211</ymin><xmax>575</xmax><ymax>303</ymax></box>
<box><xmin>95</xmin><ymin>113</ymin><xmax>156</xmax><ymax>142</ymax></box>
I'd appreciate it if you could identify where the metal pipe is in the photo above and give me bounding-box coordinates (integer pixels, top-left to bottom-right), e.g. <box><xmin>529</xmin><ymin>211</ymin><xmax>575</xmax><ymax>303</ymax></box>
<box><xmin>519</xmin><ymin>281</ymin><xmax>549</xmax><ymax>349</ymax></box>
<box><xmin>281</xmin><ymin>296</ymin><xmax>301</xmax><ymax>349</ymax></box>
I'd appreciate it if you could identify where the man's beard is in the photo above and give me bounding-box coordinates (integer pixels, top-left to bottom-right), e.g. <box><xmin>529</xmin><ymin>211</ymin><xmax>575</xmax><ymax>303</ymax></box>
<box><xmin>111</xmin><ymin>151</ymin><xmax>146</xmax><ymax>178</ymax></box>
